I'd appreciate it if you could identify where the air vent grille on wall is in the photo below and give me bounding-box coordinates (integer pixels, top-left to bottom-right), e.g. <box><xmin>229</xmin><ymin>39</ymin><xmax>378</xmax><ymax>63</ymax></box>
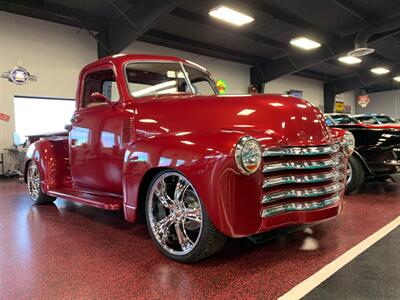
<box><xmin>122</xmin><ymin>118</ymin><xmax>133</xmax><ymax>144</ymax></box>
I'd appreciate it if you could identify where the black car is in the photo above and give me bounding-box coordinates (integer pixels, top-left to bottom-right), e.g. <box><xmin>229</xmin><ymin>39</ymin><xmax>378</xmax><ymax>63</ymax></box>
<box><xmin>325</xmin><ymin>113</ymin><xmax>400</xmax><ymax>193</ymax></box>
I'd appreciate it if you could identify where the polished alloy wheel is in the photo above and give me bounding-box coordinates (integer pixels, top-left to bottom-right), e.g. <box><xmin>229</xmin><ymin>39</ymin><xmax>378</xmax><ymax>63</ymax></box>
<box><xmin>27</xmin><ymin>161</ymin><xmax>40</xmax><ymax>201</ymax></box>
<box><xmin>346</xmin><ymin>161</ymin><xmax>353</xmax><ymax>186</ymax></box>
<box><xmin>147</xmin><ymin>172</ymin><xmax>203</xmax><ymax>256</ymax></box>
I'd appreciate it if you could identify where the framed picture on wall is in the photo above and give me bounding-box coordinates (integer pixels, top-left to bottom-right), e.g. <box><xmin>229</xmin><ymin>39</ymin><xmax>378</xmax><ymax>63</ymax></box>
<box><xmin>288</xmin><ymin>89</ymin><xmax>303</xmax><ymax>99</ymax></box>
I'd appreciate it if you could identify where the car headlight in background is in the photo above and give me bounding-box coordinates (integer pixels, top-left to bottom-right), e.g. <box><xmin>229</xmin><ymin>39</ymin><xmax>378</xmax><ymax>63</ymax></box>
<box><xmin>235</xmin><ymin>136</ymin><xmax>262</xmax><ymax>175</ymax></box>
<box><xmin>341</xmin><ymin>131</ymin><xmax>355</xmax><ymax>156</ymax></box>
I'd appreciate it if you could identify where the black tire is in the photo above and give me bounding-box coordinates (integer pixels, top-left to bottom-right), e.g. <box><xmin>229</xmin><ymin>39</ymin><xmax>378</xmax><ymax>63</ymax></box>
<box><xmin>145</xmin><ymin>170</ymin><xmax>226</xmax><ymax>263</ymax></box>
<box><xmin>345</xmin><ymin>155</ymin><xmax>365</xmax><ymax>194</ymax></box>
<box><xmin>27</xmin><ymin>160</ymin><xmax>56</xmax><ymax>205</ymax></box>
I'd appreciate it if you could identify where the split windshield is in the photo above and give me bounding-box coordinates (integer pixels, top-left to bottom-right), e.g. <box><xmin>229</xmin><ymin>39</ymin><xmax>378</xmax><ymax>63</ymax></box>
<box><xmin>125</xmin><ymin>62</ymin><xmax>217</xmax><ymax>98</ymax></box>
<box><xmin>375</xmin><ymin>115</ymin><xmax>396</xmax><ymax>124</ymax></box>
<box><xmin>331</xmin><ymin>115</ymin><xmax>359</xmax><ymax>125</ymax></box>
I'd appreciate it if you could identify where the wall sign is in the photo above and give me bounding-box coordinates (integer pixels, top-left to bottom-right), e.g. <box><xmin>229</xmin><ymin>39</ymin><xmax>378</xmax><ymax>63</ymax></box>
<box><xmin>0</xmin><ymin>112</ymin><xmax>10</xmax><ymax>122</ymax></box>
<box><xmin>216</xmin><ymin>79</ymin><xmax>227</xmax><ymax>94</ymax></box>
<box><xmin>1</xmin><ymin>61</ymin><xmax>37</xmax><ymax>85</ymax></box>
<box><xmin>358</xmin><ymin>94</ymin><xmax>370</xmax><ymax>107</ymax></box>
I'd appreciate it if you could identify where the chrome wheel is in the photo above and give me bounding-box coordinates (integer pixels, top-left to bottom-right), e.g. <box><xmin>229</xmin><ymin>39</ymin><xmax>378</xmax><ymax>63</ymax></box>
<box><xmin>147</xmin><ymin>172</ymin><xmax>203</xmax><ymax>256</ymax></box>
<box><xmin>27</xmin><ymin>161</ymin><xmax>40</xmax><ymax>201</ymax></box>
<box><xmin>346</xmin><ymin>161</ymin><xmax>353</xmax><ymax>186</ymax></box>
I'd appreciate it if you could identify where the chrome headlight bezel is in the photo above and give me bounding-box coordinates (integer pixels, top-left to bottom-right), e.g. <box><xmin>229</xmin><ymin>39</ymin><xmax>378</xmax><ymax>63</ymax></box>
<box><xmin>234</xmin><ymin>136</ymin><xmax>262</xmax><ymax>175</ymax></box>
<box><xmin>342</xmin><ymin>131</ymin><xmax>355</xmax><ymax>156</ymax></box>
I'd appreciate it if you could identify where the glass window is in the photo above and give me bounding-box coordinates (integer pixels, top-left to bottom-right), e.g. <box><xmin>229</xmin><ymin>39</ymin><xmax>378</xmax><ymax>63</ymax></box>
<box><xmin>82</xmin><ymin>69</ymin><xmax>119</xmax><ymax>108</ymax></box>
<box><xmin>375</xmin><ymin>115</ymin><xmax>396</xmax><ymax>124</ymax></box>
<box><xmin>331</xmin><ymin>115</ymin><xmax>358</xmax><ymax>124</ymax></box>
<box><xmin>125</xmin><ymin>62</ymin><xmax>216</xmax><ymax>98</ymax></box>
<box><xmin>184</xmin><ymin>65</ymin><xmax>216</xmax><ymax>95</ymax></box>
<box><xmin>14</xmin><ymin>96</ymin><xmax>75</xmax><ymax>140</ymax></box>
<box><xmin>356</xmin><ymin>116</ymin><xmax>378</xmax><ymax>124</ymax></box>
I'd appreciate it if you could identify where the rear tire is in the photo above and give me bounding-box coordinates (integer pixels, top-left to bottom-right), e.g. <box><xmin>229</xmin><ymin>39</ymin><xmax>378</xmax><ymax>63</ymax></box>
<box><xmin>27</xmin><ymin>160</ymin><xmax>56</xmax><ymax>205</ymax></box>
<box><xmin>145</xmin><ymin>170</ymin><xmax>226</xmax><ymax>263</ymax></box>
<box><xmin>345</xmin><ymin>155</ymin><xmax>365</xmax><ymax>194</ymax></box>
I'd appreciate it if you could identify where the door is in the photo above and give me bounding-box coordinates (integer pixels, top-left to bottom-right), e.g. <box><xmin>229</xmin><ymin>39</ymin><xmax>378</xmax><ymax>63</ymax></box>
<box><xmin>69</xmin><ymin>67</ymin><xmax>125</xmax><ymax>195</ymax></box>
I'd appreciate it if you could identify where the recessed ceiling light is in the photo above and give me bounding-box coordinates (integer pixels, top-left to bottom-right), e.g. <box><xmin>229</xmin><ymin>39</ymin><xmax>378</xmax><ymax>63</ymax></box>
<box><xmin>290</xmin><ymin>37</ymin><xmax>321</xmax><ymax>50</ymax></box>
<box><xmin>209</xmin><ymin>6</ymin><xmax>254</xmax><ymax>26</ymax></box>
<box><xmin>338</xmin><ymin>56</ymin><xmax>362</xmax><ymax>64</ymax></box>
<box><xmin>371</xmin><ymin>67</ymin><xmax>390</xmax><ymax>75</ymax></box>
<box><xmin>394</xmin><ymin>76</ymin><xmax>400</xmax><ymax>82</ymax></box>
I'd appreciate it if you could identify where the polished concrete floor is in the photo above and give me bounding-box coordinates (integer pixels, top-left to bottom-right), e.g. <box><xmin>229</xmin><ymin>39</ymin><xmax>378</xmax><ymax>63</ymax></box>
<box><xmin>0</xmin><ymin>178</ymin><xmax>399</xmax><ymax>299</ymax></box>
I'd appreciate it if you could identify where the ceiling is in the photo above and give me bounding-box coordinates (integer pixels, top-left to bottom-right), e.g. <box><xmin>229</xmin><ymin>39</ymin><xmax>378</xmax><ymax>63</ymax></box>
<box><xmin>1</xmin><ymin>0</ymin><xmax>400</xmax><ymax>94</ymax></box>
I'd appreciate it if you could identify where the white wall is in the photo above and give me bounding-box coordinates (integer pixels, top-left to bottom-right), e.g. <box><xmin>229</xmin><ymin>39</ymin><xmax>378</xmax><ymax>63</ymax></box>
<box><xmin>355</xmin><ymin>90</ymin><xmax>400</xmax><ymax>118</ymax></box>
<box><xmin>264</xmin><ymin>75</ymin><xmax>324</xmax><ymax>110</ymax></box>
<box><xmin>0</xmin><ymin>11</ymin><xmax>97</xmax><ymax>170</ymax></box>
<box><xmin>123</xmin><ymin>41</ymin><xmax>250</xmax><ymax>94</ymax></box>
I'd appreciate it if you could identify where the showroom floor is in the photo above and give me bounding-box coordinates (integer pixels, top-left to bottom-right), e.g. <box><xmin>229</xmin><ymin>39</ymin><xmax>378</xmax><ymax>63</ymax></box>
<box><xmin>0</xmin><ymin>179</ymin><xmax>398</xmax><ymax>299</ymax></box>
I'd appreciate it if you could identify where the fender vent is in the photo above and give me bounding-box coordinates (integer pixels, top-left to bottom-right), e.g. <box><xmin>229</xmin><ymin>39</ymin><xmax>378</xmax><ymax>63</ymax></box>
<box><xmin>122</xmin><ymin>118</ymin><xmax>133</xmax><ymax>144</ymax></box>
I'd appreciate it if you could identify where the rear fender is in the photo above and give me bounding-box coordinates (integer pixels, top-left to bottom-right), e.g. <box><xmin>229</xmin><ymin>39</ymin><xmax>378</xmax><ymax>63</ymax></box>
<box><xmin>24</xmin><ymin>137</ymin><xmax>70</xmax><ymax>193</ymax></box>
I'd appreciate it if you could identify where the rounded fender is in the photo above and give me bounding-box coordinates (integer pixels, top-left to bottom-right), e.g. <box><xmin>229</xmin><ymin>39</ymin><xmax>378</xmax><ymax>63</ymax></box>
<box><xmin>25</xmin><ymin>137</ymin><xmax>69</xmax><ymax>193</ymax></box>
<box><xmin>122</xmin><ymin>130</ymin><xmax>265</xmax><ymax>237</ymax></box>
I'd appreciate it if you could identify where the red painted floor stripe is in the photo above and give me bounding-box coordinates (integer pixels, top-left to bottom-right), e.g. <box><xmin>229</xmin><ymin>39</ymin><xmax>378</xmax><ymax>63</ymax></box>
<box><xmin>0</xmin><ymin>179</ymin><xmax>399</xmax><ymax>299</ymax></box>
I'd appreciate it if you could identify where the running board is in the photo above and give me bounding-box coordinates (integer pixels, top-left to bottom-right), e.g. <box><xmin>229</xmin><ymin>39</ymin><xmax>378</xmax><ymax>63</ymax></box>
<box><xmin>47</xmin><ymin>187</ymin><xmax>123</xmax><ymax>210</ymax></box>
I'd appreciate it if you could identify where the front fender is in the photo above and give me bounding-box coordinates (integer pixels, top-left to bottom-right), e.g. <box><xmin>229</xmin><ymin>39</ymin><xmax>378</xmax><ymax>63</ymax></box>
<box><xmin>24</xmin><ymin>138</ymin><xmax>69</xmax><ymax>193</ymax></box>
<box><xmin>122</xmin><ymin>130</ymin><xmax>265</xmax><ymax>237</ymax></box>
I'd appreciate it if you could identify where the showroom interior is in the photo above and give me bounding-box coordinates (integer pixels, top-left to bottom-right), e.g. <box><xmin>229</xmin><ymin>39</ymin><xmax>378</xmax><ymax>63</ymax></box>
<box><xmin>0</xmin><ymin>0</ymin><xmax>399</xmax><ymax>299</ymax></box>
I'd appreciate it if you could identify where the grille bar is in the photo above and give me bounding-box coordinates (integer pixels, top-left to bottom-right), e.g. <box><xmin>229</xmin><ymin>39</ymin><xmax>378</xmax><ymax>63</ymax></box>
<box><xmin>261</xmin><ymin>193</ymin><xmax>341</xmax><ymax>218</ymax></box>
<box><xmin>261</xmin><ymin>182</ymin><xmax>343</xmax><ymax>203</ymax></box>
<box><xmin>262</xmin><ymin>156</ymin><xmax>343</xmax><ymax>173</ymax></box>
<box><xmin>262</xmin><ymin>169</ymin><xmax>344</xmax><ymax>189</ymax></box>
<box><xmin>263</xmin><ymin>144</ymin><xmax>340</xmax><ymax>157</ymax></box>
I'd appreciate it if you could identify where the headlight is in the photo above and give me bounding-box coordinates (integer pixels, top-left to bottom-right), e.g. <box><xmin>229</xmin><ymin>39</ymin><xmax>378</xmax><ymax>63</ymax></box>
<box><xmin>342</xmin><ymin>131</ymin><xmax>355</xmax><ymax>156</ymax></box>
<box><xmin>235</xmin><ymin>136</ymin><xmax>262</xmax><ymax>175</ymax></box>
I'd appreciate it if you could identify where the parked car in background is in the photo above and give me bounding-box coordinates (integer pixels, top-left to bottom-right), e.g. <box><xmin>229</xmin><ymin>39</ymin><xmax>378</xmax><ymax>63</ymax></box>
<box><xmin>353</xmin><ymin>113</ymin><xmax>398</xmax><ymax>124</ymax></box>
<box><xmin>325</xmin><ymin>113</ymin><xmax>400</xmax><ymax>193</ymax></box>
<box><xmin>24</xmin><ymin>54</ymin><xmax>352</xmax><ymax>263</ymax></box>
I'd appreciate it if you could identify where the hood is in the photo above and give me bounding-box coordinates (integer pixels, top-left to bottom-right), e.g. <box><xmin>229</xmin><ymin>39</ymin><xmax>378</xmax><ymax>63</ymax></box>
<box><xmin>131</xmin><ymin>94</ymin><xmax>332</xmax><ymax>146</ymax></box>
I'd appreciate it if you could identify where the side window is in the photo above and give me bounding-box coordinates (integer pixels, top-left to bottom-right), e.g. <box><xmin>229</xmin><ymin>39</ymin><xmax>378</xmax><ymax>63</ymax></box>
<box><xmin>82</xmin><ymin>69</ymin><xmax>119</xmax><ymax>108</ymax></box>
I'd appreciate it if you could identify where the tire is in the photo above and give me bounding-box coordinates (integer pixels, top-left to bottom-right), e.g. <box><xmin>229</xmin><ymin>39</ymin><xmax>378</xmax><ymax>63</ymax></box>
<box><xmin>145</xmin><ymin>170</ymin><xmax>226</xmax><ymax>263</ymax></box>
<box><xmin>345</xmin><ymin>155</ymin><xmax>365</xmax><ymax>194</ymax></box>
<box><xmin>27</xmin><ymin>160</ymin><xmax>56</xmax><ymax>204</ymax></box>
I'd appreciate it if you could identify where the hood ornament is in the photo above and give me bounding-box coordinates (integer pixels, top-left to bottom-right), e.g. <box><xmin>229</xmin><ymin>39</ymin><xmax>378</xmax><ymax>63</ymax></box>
<box><xmin>1</xmin><ymin>61</ymin><xmax>37</xmax><ymax>85</ymax></box>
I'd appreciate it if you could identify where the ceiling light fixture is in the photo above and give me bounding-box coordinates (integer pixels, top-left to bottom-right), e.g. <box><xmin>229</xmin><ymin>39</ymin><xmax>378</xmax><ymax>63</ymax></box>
<box><xmin>290</xmin><ymin>37</ymin><xmax>321</xmax><ymax>50</ymax></box>
<box><xmin>394</xmin><ymin>76</ymin><xmax>400</xmax><ymax>82</ymax></box>
<box><xmin>371</xmin><ymin>67</ymin><xmax>390</xmax><ymax>75</ymax></box>
<box><xmin>209</xmin><ymin>6</ymin><xmax>254</xmax><ymax>26</ymax></box>
<box><xmin>338</xmin><ymin>56</ymin><xmax>362</xmax><ymax>65</ymax></box>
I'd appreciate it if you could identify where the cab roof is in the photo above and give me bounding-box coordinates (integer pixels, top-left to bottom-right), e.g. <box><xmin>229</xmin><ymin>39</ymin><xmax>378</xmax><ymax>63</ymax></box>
<box><xmin>82</xmin><ymin>53</ymin><xmax>209</xmax><ymax>74</ymax></box>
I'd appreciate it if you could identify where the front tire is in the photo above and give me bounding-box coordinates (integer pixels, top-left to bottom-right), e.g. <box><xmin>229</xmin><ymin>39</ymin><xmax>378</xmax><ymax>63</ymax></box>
<box><xmin>345</xmin><ymin>155</ymin><xmax>365</xmax><ymax>194</ymax></box>
<box><xmin>145</xmin><ymin>170</ymin><xmax>226</xmax><ymax>263</ymax></box>
<box><xmin>27</xmin><ymin>160</ymin><xmax>56</xmax><ymax>204</ymax></box>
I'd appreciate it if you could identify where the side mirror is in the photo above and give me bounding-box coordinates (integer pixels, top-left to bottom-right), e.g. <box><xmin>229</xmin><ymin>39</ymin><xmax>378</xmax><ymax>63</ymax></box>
<box><xmin>90</xmin><ymin>92</ymin><xmax>114</xmax><ymax>107</ymax></box>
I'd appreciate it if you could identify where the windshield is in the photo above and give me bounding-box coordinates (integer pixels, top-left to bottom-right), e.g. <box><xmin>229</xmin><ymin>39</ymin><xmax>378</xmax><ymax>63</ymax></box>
<box><xmin>375</xmin><ymin>115</ymin><xmax>396</xmax><ymax>124</ymax></box>
<box><xmin>331</xmin><ymin>114</ymin><xmax>359</xmax><ymax>124</ymax></box>
<box><xmin>355</xmin><ymin>116</ymin><xmax>378</xmax><ymax>124</ymax></box>
<box><xmin>125</xmin><ymin>62</ymin><xmax>217</xmax><ymax>98</ymax></box>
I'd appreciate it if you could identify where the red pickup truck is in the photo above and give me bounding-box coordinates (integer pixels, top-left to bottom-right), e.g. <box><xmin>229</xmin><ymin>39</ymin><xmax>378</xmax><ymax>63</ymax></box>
<box><xmin>24</xmin><ymin>54</ymin><xmax>353</xmax><ymax>263</ymax></box>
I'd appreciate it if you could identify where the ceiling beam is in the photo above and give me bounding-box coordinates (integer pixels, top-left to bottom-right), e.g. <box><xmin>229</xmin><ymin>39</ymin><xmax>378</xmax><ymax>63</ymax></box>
<box><xmin>0</xmin><ymin>0</ymin><xmax>104</xmax><ymax>31</ymax></box>
<box><xmin>97</xmin><ymin>0</ymin><xmax>178</xmax><ymax>58</ymax></box>
<box><xmin>170</xmin><ymin>7</ymin><xmax>289</xmax><ymax>53</ymax></box>
<box><xmin>141</xmin><ymin>30</ymin><xmax>264</xmax><ymax>65</ymax></box>
<box><xmin>326</xmin><ymin>65</ymin><xmax>400</xmax><ymax>94</ymax></box>
<box><xmin>261</xmin><ymin>26</ymin><xmax>400</xmax><ymax>82</ymax></box>
<box><xmin>330</xmin><ymin>0</ymin><xmax>375</xmax><ymax>22</ymax></box>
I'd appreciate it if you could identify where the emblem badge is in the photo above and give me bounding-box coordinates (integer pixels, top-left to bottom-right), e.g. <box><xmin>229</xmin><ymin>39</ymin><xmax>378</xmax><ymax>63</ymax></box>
<box><xmin>1</xmin><ymin>61</ymin><xmax>37</xmax><ymax>85</ymax></box>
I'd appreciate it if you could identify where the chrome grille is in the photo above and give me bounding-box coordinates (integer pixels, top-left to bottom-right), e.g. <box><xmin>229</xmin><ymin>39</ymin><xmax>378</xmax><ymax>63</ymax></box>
<box><xmin>261</xmin><ymin>143</ymin><xmax>345</xmax><ymax>218</ymax></box>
